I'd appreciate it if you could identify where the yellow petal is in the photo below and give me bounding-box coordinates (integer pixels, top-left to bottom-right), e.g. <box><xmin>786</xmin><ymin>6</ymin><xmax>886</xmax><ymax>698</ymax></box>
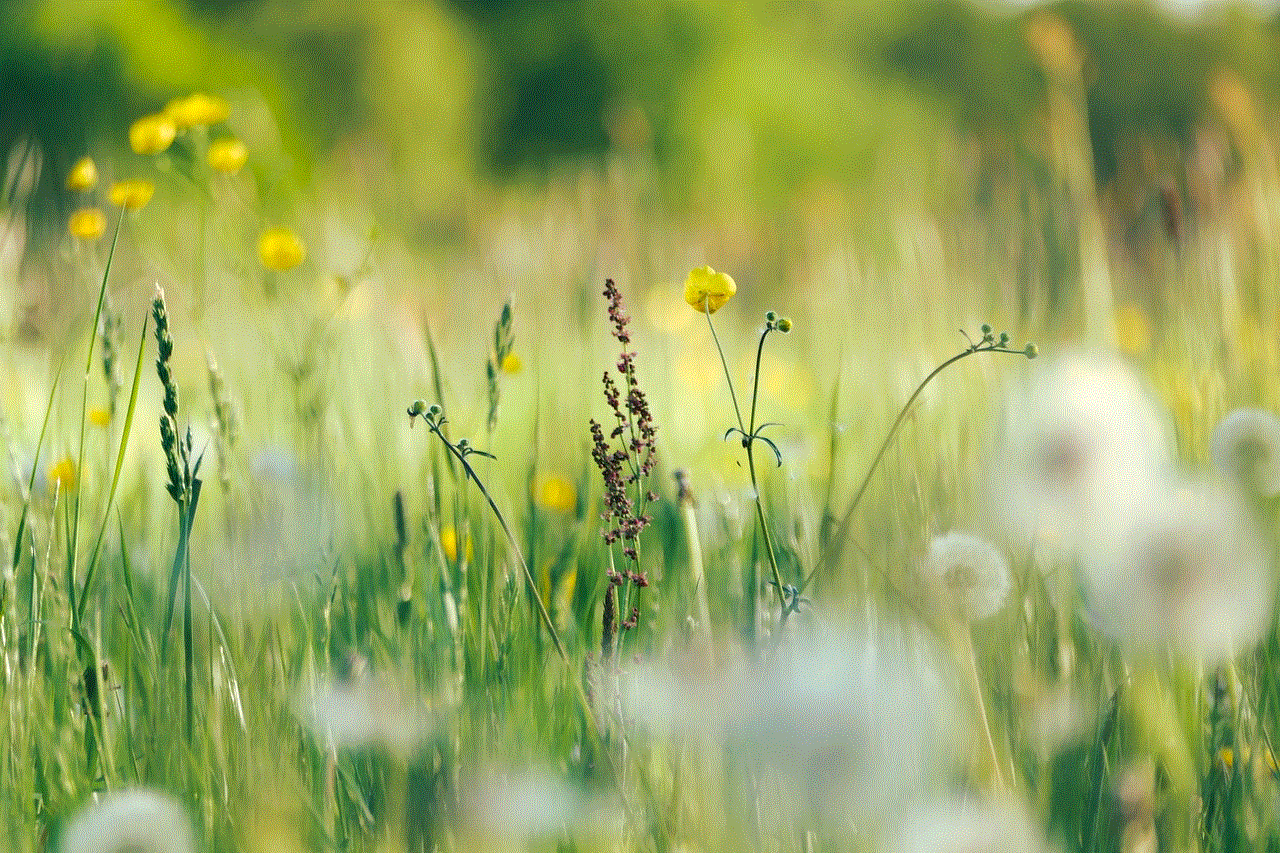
<box><xmin>67</xmin><ymin>207</ymin><xmax>106</xmax><ymax>240</ymax></box>
<box><xmin>65</xmin><ymin>156</ymin><xmax>98</xmax><ymax>192</ymax></box>
<box><xmin>683</xmin><ymin>265</ymin><xmax>736</xmax><ymax>314</ymax></box>
<box><xmin>108</xmin><ymin>180</ymin><xmax>155</xmax><ymax>210</ymax></box>
<box><xmin>129</xmin><ymin>113</ymin><xmax>177</xmax><ymax>155</ymax></box>
<box><xmin>258</xmin><ymin>227</ymin><xmax>306</xmax><ymax>271</ymax></box>
<box><xmin>208</xmin><ymin>137</ymin><xmax>248</xmax><ymax>173</ymax></box>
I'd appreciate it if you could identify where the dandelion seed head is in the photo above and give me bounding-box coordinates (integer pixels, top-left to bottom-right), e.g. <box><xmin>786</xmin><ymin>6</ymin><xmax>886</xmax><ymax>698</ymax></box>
<box><xmin>1079</xmin><ymin>478</ymin><xmax>1274</xmax><ymax>662</ymax></box>
<box><xmin>60</xmin><ymin>788</ymin><xmax>194</xmax><ymax>853</ymax></box>
<box><xmin>923</xmin><ymin>531</ymin><xmax>1010</xmax><ymax>622</ymax></box>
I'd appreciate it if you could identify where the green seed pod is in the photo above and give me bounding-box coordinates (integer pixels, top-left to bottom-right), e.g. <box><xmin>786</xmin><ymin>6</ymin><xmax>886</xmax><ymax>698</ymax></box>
<box><xmin>1024</xmin><ymin>343</ymin><xmax>1039</xmax><ymax>359</ymax></box>
<box><xmin>407</xmin><ymin>400</ymin><xmax>426</xmax><ymax>417</ymax></box>
<box><xmin>765</xmin><ymin>310</ymin><xmax>778</xmax><ymax>324</ymax></box>
<box><xmin>776</xmin><ymin>317</ymin><xmax>792</xmax><ymax>333</ymax></box>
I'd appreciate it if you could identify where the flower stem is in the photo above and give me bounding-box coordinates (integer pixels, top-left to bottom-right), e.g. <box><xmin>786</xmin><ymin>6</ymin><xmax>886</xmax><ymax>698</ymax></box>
<box><xmin>705</xmin><ymin>308</ymin><xmax>787</xmax><ymax>617</ymax></box>
<box><xmin>801</xmin><ymin>344</ymin><xmax>1029</xmax><ymax>595</ymax></box>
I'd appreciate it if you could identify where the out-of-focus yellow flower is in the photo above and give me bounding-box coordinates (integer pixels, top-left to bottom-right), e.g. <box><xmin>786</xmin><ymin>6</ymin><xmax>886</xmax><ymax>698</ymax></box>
<box><xmin>535</xmin><ymin>476</ymin><xmax>576</xmax><ymax>513</ymax></box>
<box><xmin>1219</xmin><ymin>747</ymin><xmax>1235</xmax><ymax>772</ymax></box>
<box><xmin>49</xmin><ymin>455</ymin><xmax>77</xmax><ymax>492</ymax></box>
<box><xmin>684</xmin><ymin>266</ymin><xmax>736</xmax><ymax>314</ymax></box>
<box><xmin>439</xmin><ymin>526</ymin><xmax>473</xmax><ymax>563</ymax></box>
<box><xmin>1113</xmin><ymin>301</ymin><xmax>1151</xmax><ymax>356</ymax></box>
<box><xmin>88</xmin><ymin>408</ymin><xmax>111</xmax><ymax>428</ymax></box>
<box><xmin>109</xmin><ymin>180</ymin><xmax>155</xmax><ymax>210</ymax></box>
<box><xmin>207</xmin><ymin>137</ymin><xmax>248</xmax><ymax>173</ymax></box>
<box><xmin>165</xmin><ymin>93</ymin><xmax>230</xmax><ymax>128</ymax></box>
<box><xmin>500</xmin><ymin>353</ymin><xmax>521</xmax><ymax>374</ymax></box>
<box><xmin>67</xmin><ymin>207</ymin><xmax>106</xmax><ymax>240</ymax></box>
<box><xmin>259</xmin><ymin>227</ymin><xmax>306</xmax><ymax>271</ymax></box>
<box><xmin>129</xmin><ymin>113</ymin><xmax>177</xmax><ymax>155</ymax></box>
<box><xmin>65</xmin><ymin>156</ymin><xmax>98</xmax><ymax>191</ymax></box>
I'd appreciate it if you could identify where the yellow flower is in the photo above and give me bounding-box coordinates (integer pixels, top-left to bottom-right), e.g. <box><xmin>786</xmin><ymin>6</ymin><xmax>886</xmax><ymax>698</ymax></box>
<box><xmin>88</xmin><ymin>408</ymin><xmax>111</xmax><ymax>428</ymax></box>
<box><xmin>67</xmin><ymin>207</ymin><xmax>106</xmax><ymax>241</ymax></box>
<box><xmin>535</xmin><ymin>476</ymin><xmax>577</xmax><ymax>513</ymax></box>
<box><xmin>129</xmin><ymin>113</ymin><xmax>177</xmax><ymax>155</ymax></box>
<box><xmin>439</xmin><ymin>526</ymin><xmax>473</xmax><ymax>563</ymax></box>
<box><xmin>207</xmin><ymin>137</ymin><xmax>248</xmax><ymax>174</ymax></box>
<box><xmin>500</xmin><ymin>352</ymin><xmax>522</xmax><ymax>374</ymax></box>
<box><xmin>258</xmin><ymin>227</ymin><xmax>306</xmax><ymax>271</ymax></box>
<box><xmin>1219</xmin><ymin>746</ymin><xmax>1235</xmax><ymax>772</ymax></box>
<box><xmin>65</xmin><ymin>156</ymin><xmax>98</xmax><ymax>192</ymax></box>
<box><xmin>165</xmin><ymin>93</ymin><xmax>230</xmax><ymax>128</ymax></box>
<box><xmin>109</xmin><ymin>180</ymin><xmax>155</xmax><ymax>210</ymax></box>
<box><xmin>683</xmin><ymin>266</ymin><xmax>736</xmax><ymax>314</ymax></box>
<box><xmin>48</xmin><ymin>455</ymin><xmax>77</xmax><ymax>492</ymax></box>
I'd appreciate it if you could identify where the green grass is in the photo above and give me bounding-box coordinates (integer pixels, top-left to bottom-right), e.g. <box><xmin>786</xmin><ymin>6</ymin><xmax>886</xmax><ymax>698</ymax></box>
<box><xmin>6</xmin><ymin>78</ymin><xmax>1280</xmax><ymax>853</ymax></box>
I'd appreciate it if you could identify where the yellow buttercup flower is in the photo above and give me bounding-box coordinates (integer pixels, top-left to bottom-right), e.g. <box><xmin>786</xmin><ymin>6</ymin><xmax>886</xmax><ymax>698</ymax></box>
<box><xmin>208</xmin><ymin>137</ymin><xmax>248</xmax><ymax>174</ymax></box>
<box><xmin>109</xmin><ymin>180</ymin><xmax>155</xmax><ymax>210</ymax></box>
<box><xmin>65</xmin><ymin>156</ymin><xmax>98</xmax><ymax>192</ymax></box>
<box><xmin>535</xmin><ymin>476</ymin><xmax>577</xmax><ymax>513</ymax></box>
<box><xmin>500</xmin><ymin>352</ymin><xmax>522</xmax><ymax>374</ymax></box>
<box><xmin>129</xmin><ymin>113</ymin><xmax>177</xmax><ymax>155</ymax></box>
<box><xmin>683</xmin><ymin>266</ymin><xmax>736</xmax><ymax>314</ymax></box>
<box><xmin>258</xmin><ymin>227</ymin><xmax>306</xmax><ymax>271</ymax></box>
<box><xmin>165</xmin><ymin>93</ymin><xmax>230</xmax><ymax>128</ymax></box>
<box><xmin>88</xmin><ymin>408</ymin><xmax>111</xmax><ymax>428</ymax></box>
<box><xmin>439</xmin><ymin>526</ymin><xmax>473</xmax><ymax>563</ymax></box>
<box><xmin>49</xmin><ymin>455</ymin><xmax>77</xmax><ymax>492</ymax></box>
<box><xmin>67</xmin><ymin>207</ymin><xmax>106</xmax><ymax>241</ymax></box>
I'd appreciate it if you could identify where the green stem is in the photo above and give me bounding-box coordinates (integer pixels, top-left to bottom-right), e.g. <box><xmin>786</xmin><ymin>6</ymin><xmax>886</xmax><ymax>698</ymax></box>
<box><xmin>431</xmin><ymin>424</ymin><xmax>566</xmax><ymax>663</ymax></box>
<box><xmin>704</xmin><ymin>303</ymin><xmax>745</xmax><ymax>434</ymax></box>
<box><xmin>800</xmin><ymin>345</ymin><xmax>1029</xmax><ymax>595</ymax></box>
<box><xmin>70</xmin><ymin>208</ymin><xmax>125</xmax><ymax>635</ymax></box>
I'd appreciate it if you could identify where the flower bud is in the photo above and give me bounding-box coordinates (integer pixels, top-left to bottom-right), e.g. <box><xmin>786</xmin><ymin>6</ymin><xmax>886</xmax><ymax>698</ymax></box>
<box><xmin>776</xmin><ymin>317</ymin><xmax>792</xmax><ymax>333</ymax></box>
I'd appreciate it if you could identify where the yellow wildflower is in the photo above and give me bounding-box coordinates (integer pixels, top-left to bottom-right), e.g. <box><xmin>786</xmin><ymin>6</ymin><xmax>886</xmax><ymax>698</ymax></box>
<box><xmin>1219</xmin><ymin>746</ymin><xmax>1234</xmax><ymax>772</ymax></box>
<box><xmin>258</xmin><ymin>227</ymin><xmax>306</xmax><ymax>271</ymax></box>
<box><xmin>683</xmin><ymin>266</ymin><xmax>736</xmax><ymax>314</ymax></box>
<box><xmin>109</xmin><ymin>180</ymin><xmax>155</xmax><ymax>210</ymax></box>
<box><xmin>129</xmin><ymin>113</ymin><xmax>177</xmax><ymax>155</ymax></box>
<box><xmin>164</xmin><ymin>93</ymin><xmax>230</xmax><ymax>128</ymax></box>
<box><xmin>500</xmin><ymin>352</ymin><xmax>522</xmax><ymax>374</ymax></box>
<box><xmin>65</xmin><ymin>156</ymin><xmax>98</xmax><ymax>192</ymax></box>
<box><xmin>535</xmin><ymin>476</ymin><xmax>577</xmax><ymax>513</ymax></box>
<box><xmin>88</xmin><ymin>408</ymin><xmax>111</xmax><ymax>428</ymax></box>
<box><xmin>67</xmin><ymin>207</ymin><xmax>106</xmax><ymax>241</ymax></box>
<box><xmin>439</xmin><ymin>526</ymin><xmax>473</xmax><ymax>563</ymax></box>
<box><xmin>48</xmin><ymin>455</ymin><xmax>77</xmax><ymax>492</ymax></box>
<box><xmin>207</xmin><ymin>137</ymin><xmax>248</xmax><ymax>174</ymax></box>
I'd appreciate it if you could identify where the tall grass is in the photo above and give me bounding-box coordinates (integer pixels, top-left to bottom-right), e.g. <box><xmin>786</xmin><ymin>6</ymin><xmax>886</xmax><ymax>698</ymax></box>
<box><xmin>5</xmin><ymin>64</ymin><xmax>1280</xmax><ymax>853</ymax></box>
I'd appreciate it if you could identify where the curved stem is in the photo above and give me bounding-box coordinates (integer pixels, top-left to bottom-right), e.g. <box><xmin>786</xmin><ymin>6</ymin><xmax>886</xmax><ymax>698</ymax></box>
<box><xmin>748</xmin><ymin>326</ymin><xmax>771</xmax><ymax>435</ymax></box>
<box><xmin>801</xmin><ymin>345</ymin><xmax>1029</xmax><ymax>594</ymax></box>
<box><xmin>432</xmin><ymin>424</ymin><xmax>567</xmax><ymax>663</ymax></box>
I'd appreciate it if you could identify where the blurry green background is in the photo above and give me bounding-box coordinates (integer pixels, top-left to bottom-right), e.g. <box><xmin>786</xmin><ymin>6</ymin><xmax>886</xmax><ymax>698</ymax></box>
<box><xmin>5</xmin><ymin>0</ymin><xmax>1280</xmax><ymax>237</ymax></box>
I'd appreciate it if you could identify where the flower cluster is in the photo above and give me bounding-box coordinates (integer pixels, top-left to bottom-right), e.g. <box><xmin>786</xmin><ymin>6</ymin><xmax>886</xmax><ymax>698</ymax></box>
<box><xmin>589</xmin><ymin>279</ymin><xmax>658</xmax><ymax>570</ymax></box>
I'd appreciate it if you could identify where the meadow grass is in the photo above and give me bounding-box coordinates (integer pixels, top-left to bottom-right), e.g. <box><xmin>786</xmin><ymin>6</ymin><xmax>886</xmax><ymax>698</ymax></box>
<box><xmin>5</xmin><ymin>82</ymin><xmax>1280</xmax><ymax>853</ymax></box>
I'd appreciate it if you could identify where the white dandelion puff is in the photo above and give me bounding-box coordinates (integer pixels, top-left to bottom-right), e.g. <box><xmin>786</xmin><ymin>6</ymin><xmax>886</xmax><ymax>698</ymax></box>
<box><xmin>624</xmin><ymin>623</ymin><xmax>962</xmax><ymax>823</ymax></box>
<box><xmin>990</xmin><ymin>351</ymin><xmax>1173</xmax><ymax>554</ymax></box>
<box><xmin>60</xmin><ymin>788</ymin><xmax>194</xmax><ymax>853</ymax></box>
<box><xmin>923</xmin><ymin>531</ymin><xmax>1011</xmax><ymax>621</ymax></box>
<box><xmin>1211</xmin><ymin>408</ymin><xmax>1280</xmax><ymax>495</ymax></box>
<box><xmin>297</xmin><ymin>677</ymin><xmax>432</xmax><ymax>759</ymax></box>
<box><xmin>1079</xmin><ymin>478</ymin><xmax>1274</xmax><ymax>662</ymax></box>
<box><xmin>891</xmin><ymin>799</ymin><xmax>1059</xmax><ymax>853</ymax></box>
